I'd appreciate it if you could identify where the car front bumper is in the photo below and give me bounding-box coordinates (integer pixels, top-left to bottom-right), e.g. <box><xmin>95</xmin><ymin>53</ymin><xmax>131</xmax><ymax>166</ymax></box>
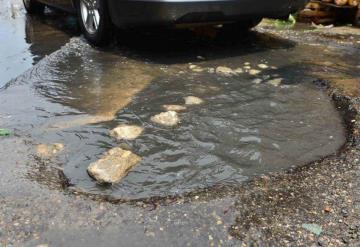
<box><xmin>108</xmin><ymin>0</ymin><xmax>307</xmax><ymax>28</ymax></box>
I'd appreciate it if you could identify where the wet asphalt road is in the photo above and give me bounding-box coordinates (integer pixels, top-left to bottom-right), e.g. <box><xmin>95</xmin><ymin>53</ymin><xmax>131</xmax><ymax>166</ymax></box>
<box><xmin>1</xmin><ymin>0</ymin><xmax>360</xmax><ymax>246</ymax></box>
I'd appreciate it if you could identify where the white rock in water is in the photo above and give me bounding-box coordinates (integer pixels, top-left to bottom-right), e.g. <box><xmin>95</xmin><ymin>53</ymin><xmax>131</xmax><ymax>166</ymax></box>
<box><xmin>36</xmin><ymin>143</ymin><xmax>64</xmax><ymax>158</ymax></box>
<box><xmin>189</xmin><ymin>64</ymin><xmax>197</xmax><ymax>69</ymax></box>
<box><xmin>252</xmin><ymin>78</ymin><xmax>263</xmax><ymax>84</ymax></box>
<box><xmin>163</xmin><ymin>104</ymin><xmax>187</xmax><ymax>112</ymax></box>
<box><xmin>234</xmin><ymin>68</ymin><xmax>244</xmax><ymax>74</ymax></box>
<box><xmin>215</xmin><ymin>66</ymin><xmax>236</xmax><ymax>76</ymax></box>
<box><xmin>184</xmin><ymin>96</ymin><xmax>204</xmax><ymax>105</ymax></box>
<box><xmin>249</xmin><ymin>69</ymin><xmax>261</xmax><ymax>75</ymax></box>
<box><xmin>258</xmin><ymin>64</ymin><xmax>269</xmax><ymax>69</ymax></box>
<box><xmin>110</xmin><ymin>125</ymin><xmax>144</xmax><ymax>140</ymax></box>
<box><xmin>151</xmin><ymin>111</ymin><xmax>180</xmax><ymax>127</ymax></box>
<box><xmin>267</xmin><ymin>78</ymin><xmax>283</xmax><ymax>87</ymax></box>
<box><xmin>243</xmin><ymin>65</ymin><xmax>251</xmax><ymax>70</ymax></box>
<box><xmin>207</xmin><ymin>68</ymin><xmax>215</xmax><ymax>73</ymax></box>
<box><xmin>87</xmin><ymin>147</ymin><xmax>141</xmax><ymax>184</ymax></box>
<box><xmin>189</xmin><ymin>64</ymin><xmax>204</xmax><ymax>72</ymax></box>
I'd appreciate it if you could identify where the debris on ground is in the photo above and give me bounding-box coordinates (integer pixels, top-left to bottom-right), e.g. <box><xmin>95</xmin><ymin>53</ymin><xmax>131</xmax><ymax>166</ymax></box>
<box><xmin>302</xmin><ymin>223</ymin><xmax>323</xmax><ymax>236</ymax></box>
<box><xmin>324</xmin><ymin>206</ymin><xmax>332</xmax><ymax>213</ymax></box>
<box><xmin>163</xmin><ymin>104</ymin><xmax>187</xmax><ymax>112</ymax></box>
<box><xmin>189</xmin><ymin>64</ymin><xmax>204</xmax><ymax>72</ymax></box>
<box><xmin>0</xmin><ymin>128</ymin><xmax>11</xmax><ymax>136</ymax></box>
<box><xmin>215</xmin><ymin>66</ymin><xmax>238</xmax><ymax>76</ymax></box>
<box><xmin>36</xmin><ymin>143</ymin><xmax>64</xmax><ymax>159</ymax></box>
<box><xmin>184</xmin><ymin>96</ymin><xmax>204</xmax><ymax>105</ymax></box>
<box><xmin>110</xmin><ymin>125</ymin><xmax>144</xmax><ymax>140</ymax></box>
<box><xmin>87</xmin><ymin>147</ymin><xmax>141</xmax><ymax>184</ymax></box>
<box><xmin>298</xmin><ymin>0</ymin><xmax>359</xmax><ymax>25</ymax></box>
<box><xmin>275</xmin><ymin>14</ymin><xmax>296</xmax><ymax>28</ymax></box>
<box><xmin>150</xmin><ymin>111</ymin><xmax>180</xmax><ymax>127</ymax></box>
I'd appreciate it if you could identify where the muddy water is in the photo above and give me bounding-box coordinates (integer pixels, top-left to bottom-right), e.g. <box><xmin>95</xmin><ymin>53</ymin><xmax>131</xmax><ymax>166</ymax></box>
<box><xmin>0</xmin><ymin>27</ymin><xmax>349</xmax><ymax>199</ymax></box>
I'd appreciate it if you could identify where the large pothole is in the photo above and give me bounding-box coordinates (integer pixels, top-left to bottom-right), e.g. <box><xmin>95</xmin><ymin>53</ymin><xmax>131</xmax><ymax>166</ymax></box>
<box><xmin>0</xmin><ymin>36</ymin><xmax>347</xmax><ymax>199</ymax></box>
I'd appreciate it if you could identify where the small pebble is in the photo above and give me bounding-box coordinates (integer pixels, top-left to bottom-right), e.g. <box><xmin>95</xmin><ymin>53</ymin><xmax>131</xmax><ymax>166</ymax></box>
<box><xmin>249</xmin><ymin>69</ymin><xmax>261</xmax><ymax>75</ymax></box>
<box><xmin>184</xmin><ymin>96</ymin><xmax>204</xmax><ymax>105</ymax></box>
<box><xmin>216</xmin><ymin>66</ymin><xmax>236</xmax><ymax>76</ymax></box>
<box><xmin>243</xmin><ymin>65</ymin><xmax>251</xmax><ymax>70</ymax></box>
<box><xmin>258</xmin><ymin>64</ymin><xmax>269</xmax><ymax>69</ymax></box>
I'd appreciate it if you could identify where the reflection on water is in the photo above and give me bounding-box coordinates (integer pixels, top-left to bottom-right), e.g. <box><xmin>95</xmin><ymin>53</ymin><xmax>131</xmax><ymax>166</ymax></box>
<box><xmin>0</xmin><ymin>0</ymin><xmax>76</xmax><ymax>87</ymax></box>
<box><xmin>0</xmin><ymin>35</ymin><xmax>348</xmax><ymax>199</ymax></box>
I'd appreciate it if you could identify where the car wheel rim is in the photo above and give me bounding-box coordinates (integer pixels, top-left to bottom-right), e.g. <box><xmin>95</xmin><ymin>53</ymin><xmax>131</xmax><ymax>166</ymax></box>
<box><xmin>80</xmin><ymin>0</ymin><xmax>100</xmax><ymax>35</ymax></box>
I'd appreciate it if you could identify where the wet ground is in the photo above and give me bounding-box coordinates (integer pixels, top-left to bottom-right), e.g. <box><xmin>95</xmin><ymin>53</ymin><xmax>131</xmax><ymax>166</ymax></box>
<box><xmin>0</xmin><ymin>0</ymin><xmax>74</xmax><ymax>86</ymax></box>
<box><xmin>0</xmin><ymin>0</ymin><xmax>360</xmax><ymax>246</ymax></box>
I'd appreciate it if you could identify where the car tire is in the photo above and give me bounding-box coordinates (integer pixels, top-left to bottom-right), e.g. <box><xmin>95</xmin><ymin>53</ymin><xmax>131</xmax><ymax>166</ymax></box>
<box><xmin>23</xmin><ymin>0</ymin><xmax>45</xmax><ymax>14</ymax></box>
<box><xmin>77</xmin><ymin>0</ymin><xmax>112</xmax><ymax>46</ymax></box>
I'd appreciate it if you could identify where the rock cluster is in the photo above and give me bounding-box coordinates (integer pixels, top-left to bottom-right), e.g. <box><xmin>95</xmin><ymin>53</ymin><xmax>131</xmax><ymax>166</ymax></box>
<box><xmin>89</xmin><ymin>95</ymin><xmax>204</xmax><ymax>183</ymax></box>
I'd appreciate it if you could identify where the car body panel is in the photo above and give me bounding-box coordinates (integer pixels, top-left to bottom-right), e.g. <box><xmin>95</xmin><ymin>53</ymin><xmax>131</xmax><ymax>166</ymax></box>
<box><xmin>108</xmin><ymin>0</ymin><xmax>307</xmax><ymax>27</ymax></box>
<box><xmin>36</xmin><ymin>0</ymin><xmax>307</xmax><ymax>27</ymax></box>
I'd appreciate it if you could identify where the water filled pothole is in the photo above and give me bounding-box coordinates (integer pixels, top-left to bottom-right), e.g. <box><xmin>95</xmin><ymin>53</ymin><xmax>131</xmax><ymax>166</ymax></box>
<box><xmin>0</xmin><ymin>37</ymin><xmax>347</xmax><ymax>199</ymax></box>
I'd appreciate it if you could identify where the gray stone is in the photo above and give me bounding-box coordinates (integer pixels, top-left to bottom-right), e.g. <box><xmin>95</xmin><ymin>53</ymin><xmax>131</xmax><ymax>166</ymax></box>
<box><xmin>87</xmin><ymin>147</ymin><xmax>141</xmax><ymax>184</ymax></box>
<box><xmin>184</xmin><ymin>96</ymin><xmax>204</xmax><ymax>105</ymax></box>
<box><xmin>215</xmin><ymin>66</ymin><xmax>236</xmax><ymax>76</ymax></box>
<box><xmin>151</xmin><ymin>111</ymin><xmax>180</xmax><ymax>127</ymax></box>
<box><xmin>110</xmin><ymin>125</ymin><xmax>144</xmax><ymax>140</ymax></box>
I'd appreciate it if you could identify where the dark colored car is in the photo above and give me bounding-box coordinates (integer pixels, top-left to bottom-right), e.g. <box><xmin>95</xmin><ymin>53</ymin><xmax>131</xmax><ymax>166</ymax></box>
<box><xmin>23</xmin><ymin>0</ymin><xmax>307</xmax><ymax>46</ymax></box>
